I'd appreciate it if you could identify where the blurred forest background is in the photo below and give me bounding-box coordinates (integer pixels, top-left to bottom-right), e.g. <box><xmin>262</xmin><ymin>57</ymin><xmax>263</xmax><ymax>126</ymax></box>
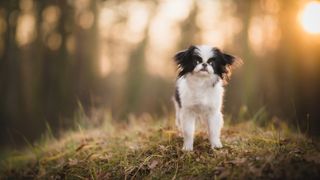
<box><xmin>0</xmin><ymin>0</ymin><xmax>320</xmax><ymax>148</ymax></box>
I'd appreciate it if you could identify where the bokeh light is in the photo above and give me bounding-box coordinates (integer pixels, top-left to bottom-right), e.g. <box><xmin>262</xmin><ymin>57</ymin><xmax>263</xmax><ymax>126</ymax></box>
<box><xmin>299</xmin><ymin>1</ymin><xmax>320</xmax><ymax>34</ymax></box>
<box><xmin>16</xmin><ymin>13</ymin><xmax>36</xmax><ymax>46</ymax></box>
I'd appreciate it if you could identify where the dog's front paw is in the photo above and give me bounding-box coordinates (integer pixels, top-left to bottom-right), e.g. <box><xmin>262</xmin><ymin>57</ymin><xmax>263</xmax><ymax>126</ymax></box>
<box><xmin>182</xmin><ymin>144</ymin><xmax>193</xmax><ymax>151</ymax></box>
<box><xmin>211</xmin><ymin>139</ymin><xmax>223</xmax><ymax>149</ymax></box>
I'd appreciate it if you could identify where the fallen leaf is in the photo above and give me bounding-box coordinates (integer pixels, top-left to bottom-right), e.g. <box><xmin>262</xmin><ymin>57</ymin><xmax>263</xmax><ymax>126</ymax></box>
<box><xmin>148</xmin><ymin>160</ymin><xmax>158</xmax><ymax>169</ymax></box>
<box><xmin>68</xmin><ymin>159</ymin><xmax>78</xmax><ymax>166</ymax></box>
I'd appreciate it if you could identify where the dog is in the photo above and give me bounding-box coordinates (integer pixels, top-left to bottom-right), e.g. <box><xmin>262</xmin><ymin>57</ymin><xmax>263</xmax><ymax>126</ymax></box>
<box><xmin>173</xmin><ymin>45</ymin><xmax>242</xmax><ymax>151</ymax></box>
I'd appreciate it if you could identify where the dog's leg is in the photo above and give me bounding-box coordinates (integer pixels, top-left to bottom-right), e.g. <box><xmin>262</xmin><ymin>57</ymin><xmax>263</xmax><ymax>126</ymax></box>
<box><xmin>180</xmin><ymin>110</ymin><xmax>195</xmax><ymax>151</ymax></box>
<box><xmin>208</xmin><ymin>111</ymin><xmax>223</xmax><ymax>148</ymax></box>
<box><xmin>176</xmin><ymin>112</ymin><xmax>183</xmax><ymax>137</ymax></box>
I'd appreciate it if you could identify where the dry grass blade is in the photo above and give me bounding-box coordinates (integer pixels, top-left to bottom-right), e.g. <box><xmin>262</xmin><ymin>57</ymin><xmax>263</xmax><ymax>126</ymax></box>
<box><xmin>1</xmin><ymin>120</ymin><xmax>320</xmax><ymax>179</ymax></box>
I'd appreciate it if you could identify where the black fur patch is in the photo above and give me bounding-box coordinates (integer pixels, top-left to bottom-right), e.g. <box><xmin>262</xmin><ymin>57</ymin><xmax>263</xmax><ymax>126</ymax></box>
<box><xmin>211</xmin><ymin>48</ymin><xmax>236</xmax><ymax>80</ymax></box>
<box><xmin>174</xmin><ymin>45</ymin><xmax>199</xmax><ymax>78</ymax></box>
<box><xmin>175</xmin><ymin>87</ymin><xmax>181</xmax><ymax>108</ymax></box>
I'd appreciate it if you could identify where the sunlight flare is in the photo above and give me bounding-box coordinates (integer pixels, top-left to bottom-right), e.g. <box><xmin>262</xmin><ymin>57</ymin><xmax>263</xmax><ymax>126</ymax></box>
<box><xmin>299</xmin><ymin>1</ymin><xmax>320</xmax><ymax>34</ymax></box>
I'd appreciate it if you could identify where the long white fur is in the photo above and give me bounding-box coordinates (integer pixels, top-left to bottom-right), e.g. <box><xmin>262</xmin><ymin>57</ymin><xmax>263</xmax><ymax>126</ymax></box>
<box><xmin>175</xmin><ymin>45</ymin><xmax>224</xmax><ymax>151</ymax></box>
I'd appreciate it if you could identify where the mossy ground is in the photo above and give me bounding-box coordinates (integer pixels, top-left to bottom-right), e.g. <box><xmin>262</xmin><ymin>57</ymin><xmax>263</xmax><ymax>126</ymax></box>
<box><xmin>1</xmin><ymin>116</ymin><xmax>320</xmax><ymax>179</ymax></box>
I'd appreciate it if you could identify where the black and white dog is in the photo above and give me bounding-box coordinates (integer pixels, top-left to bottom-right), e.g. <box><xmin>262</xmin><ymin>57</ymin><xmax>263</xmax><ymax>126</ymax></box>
<box><xmin>173</xmin><ymin>45</ymin><xmax>241</xmax><ymax>151</ymax></box>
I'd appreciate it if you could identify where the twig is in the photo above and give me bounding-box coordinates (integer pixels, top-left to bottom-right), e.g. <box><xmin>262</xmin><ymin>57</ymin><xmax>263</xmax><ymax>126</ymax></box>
<box><xmin>171</xmin><ymin>162</ymin><xmax>179</xmax><ymax>180</ymax></box>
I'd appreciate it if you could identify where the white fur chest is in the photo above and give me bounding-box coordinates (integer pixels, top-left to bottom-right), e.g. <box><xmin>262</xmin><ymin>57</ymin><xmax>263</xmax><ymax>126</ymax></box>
<box><xmin>177</xmin><ymin>75</ymin><xmax>224</xmax><ymax>113</ymax></box>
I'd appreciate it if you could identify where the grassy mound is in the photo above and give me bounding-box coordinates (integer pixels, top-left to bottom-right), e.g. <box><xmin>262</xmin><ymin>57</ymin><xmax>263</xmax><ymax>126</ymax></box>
<box><xmin>1</xmin><ymin>118</ymin><xmax>320</xmax><ymax>179</ymax></box>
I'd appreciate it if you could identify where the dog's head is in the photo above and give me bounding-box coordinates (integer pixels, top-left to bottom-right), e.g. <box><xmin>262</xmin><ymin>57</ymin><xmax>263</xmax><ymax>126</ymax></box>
<box><xmin>174</xmin><ymin>45</ymin><xmax>242</xmax><ymax>81</ymax></box>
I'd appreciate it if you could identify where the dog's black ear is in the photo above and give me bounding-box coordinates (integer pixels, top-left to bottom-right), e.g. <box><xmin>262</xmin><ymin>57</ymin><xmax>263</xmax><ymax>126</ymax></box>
<box><xmin>174</xmin><ymin>45</ymin><xmax>196</xmax><ymax>65</ymax></box>
<box><xmin>174</xmin><ymin>50</ymin><xmax>186</xmax><ymax>65</ymax></box>
<box><xmin>174</xmin><ymin>46</ymin><xmax>197</xmax><ymax>77</ymax></box>
<box><xmin>222</xmin><ymin>53</ymin><xmax>235</xmax><ymax>65</ymax></box>
<box><xmin>213</xmin><ymin>47</ymin><xmax>243</xmax><ymax>82</ymax></box>
<box><xmin>213</xmin><ymin>48</ymin><xmax>243</xmax><ymax>67</ymax></box>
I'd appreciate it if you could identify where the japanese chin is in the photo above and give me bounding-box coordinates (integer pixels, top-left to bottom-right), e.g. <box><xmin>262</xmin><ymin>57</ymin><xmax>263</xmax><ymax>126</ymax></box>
<box><xmin>173</xmin><ymin>45</ymin><xmax>242</xmax><ymax>151</ymax></box>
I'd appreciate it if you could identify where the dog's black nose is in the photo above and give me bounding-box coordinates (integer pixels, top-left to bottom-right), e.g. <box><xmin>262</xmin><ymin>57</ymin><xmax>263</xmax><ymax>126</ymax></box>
<box><xmin>202</xmin><ymin>63</ymin><xmax>208</xmax><ymax>67</ymax></box>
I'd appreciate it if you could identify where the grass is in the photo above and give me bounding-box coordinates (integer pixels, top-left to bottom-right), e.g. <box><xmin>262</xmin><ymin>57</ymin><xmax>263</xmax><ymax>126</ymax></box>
<box><xmin>1</xmin><ymin>114</ymin><xmax>320</xmax><ymax>179</ymax></box>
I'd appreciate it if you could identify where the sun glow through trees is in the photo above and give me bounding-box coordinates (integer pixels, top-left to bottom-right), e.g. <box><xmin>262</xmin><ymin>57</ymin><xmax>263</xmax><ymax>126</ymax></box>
<box><xmin>299</xmin><ymin>1</ymin><xmax>320</xmax><ymax>34</ymax></box>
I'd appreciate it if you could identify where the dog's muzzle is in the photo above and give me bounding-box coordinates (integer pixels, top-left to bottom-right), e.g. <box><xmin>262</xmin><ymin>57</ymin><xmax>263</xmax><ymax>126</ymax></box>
<box><xmin>200</xmin><ymin>63</ymin><xmax>209</xmax><ymax>72</ymax></box>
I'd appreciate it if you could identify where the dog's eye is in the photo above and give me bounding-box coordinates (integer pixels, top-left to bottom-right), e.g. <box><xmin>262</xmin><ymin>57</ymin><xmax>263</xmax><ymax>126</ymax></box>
<box><xmin>208</xmin><ymin>58</ymin><xmax>215</xmax><ymax>65</ymax></box>
<box><xmin>194</xmin><ymin>57</ymin><xmax>202</xmax><ymax>64</ymax></box>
